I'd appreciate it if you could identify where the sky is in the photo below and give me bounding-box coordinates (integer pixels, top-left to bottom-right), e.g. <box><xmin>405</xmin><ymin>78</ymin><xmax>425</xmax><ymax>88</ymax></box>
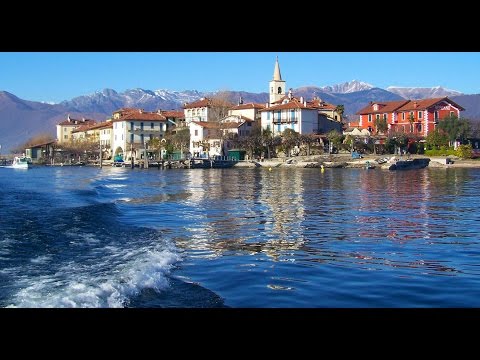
<box><xmin>1</xmin><ymin>52</ymin><xmax>479</xmax><ymax>104</ymax></box>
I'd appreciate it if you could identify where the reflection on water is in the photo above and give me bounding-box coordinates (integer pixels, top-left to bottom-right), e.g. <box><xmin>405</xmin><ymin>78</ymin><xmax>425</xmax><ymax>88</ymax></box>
<box><xmin>4</xmin><ymin>166</ymin><xmax>480</xmax><ymax>307</ymax></box>
<box><xmin>169</xmin><ymin>167</ymin><xmax>480</xmax><ymax>307</ymax></box>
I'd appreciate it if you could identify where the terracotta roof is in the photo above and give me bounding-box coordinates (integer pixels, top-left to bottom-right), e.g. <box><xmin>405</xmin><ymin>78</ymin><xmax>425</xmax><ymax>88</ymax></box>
<box><xmin>271</xmin><ymin>95</ymin><xmax>289</xmax><ymax>105</ymax></box>
<box><xmin>261</xmin><ymin>97</ymin><xmax>318</xmax><ymax>111</ymax></box>
<box><xmin>162</xmin><ymin>110</ymin><xmax>185</xmax><ymax>118</ymax></box>
<box><xmin>397</xmin><ymin>97</ymin><xmax>465</xmax><ymax>112</ymax></box>
<box><xmin>229</xmin><ymin>103</ymin><xmax>266</xmax><ymax>110</ymax></box>
<box><xmin>87</xmin><ymin>121</ymin><xmax>113</xmax><ymax>130</ymax></box>
<box><xmin>309</xmin><ymin>98</ymin><xmax>337</xmax><ymax>110</ymax></box>
<box><xmin>184</xmin><ymin>98</ymin><xmax>211</xmax><ymax>109</ymax></box>
<box><xmin>357</xmin><ymin>97</ymin><xmax>465</xmax><ymax>115</ymax></box>
<box><xmin>191</xmin><ymin>121</ymin><xmax>221</xmax><ymax>129</ymax></box>
<box><xmin>113</xmin><ymin>108</ymin><xmax>137</xmax><ymax>113</ymax></box>
<box><xmin>57</xmin><ymin>118</ymin><xmax>97</xmax><ymax>126</ymax></box>
<box><xmin>221</xmin><ymin>122</ymin><xmax>242</xmax><ymax>129</ymax></box>
<box><xmin>113</xmin><ymin>110</ymin><xmax>167</xmax><ymax>122</ymax></box>
<box><xmin>356</xmin><ymin>100</ymin><xmax>410</xmax><ymax>115</ymax></box>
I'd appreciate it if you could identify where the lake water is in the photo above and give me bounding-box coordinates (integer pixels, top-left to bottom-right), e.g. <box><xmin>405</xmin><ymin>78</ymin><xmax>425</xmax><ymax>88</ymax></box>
<box><xmin>1</xmin><ymin>165</ymin><xmax>480</xmax><ymax>307</ymax></box>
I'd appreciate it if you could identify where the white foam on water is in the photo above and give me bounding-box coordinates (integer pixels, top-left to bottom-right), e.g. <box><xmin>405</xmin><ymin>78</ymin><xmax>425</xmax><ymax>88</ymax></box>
<box><xmin>7</xmin><ymin>246</ymin><xmax>181</xmax><ymax>308</ymax></box>
<box><xmin>30</xmin><ymin>255</ymin><xmax>52</xmax><ymax>264</ymax></box>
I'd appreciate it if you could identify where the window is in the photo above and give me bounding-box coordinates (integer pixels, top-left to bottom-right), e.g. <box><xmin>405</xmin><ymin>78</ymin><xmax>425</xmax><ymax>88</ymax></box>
<box><xmin>247</xmin><ymin>122</ymin><xmax>251</xmax><ymax>127</ymax></box>
<box><xmin>130</xmin><ymin>122</ymin><xmax>134</xmax><ymax>131</ymax></box>
<box><xmin>383</xmin><ymin>114</ymin><xmax>387</xmax><ymax>120</ymax></box>
<box><xmin>150</xmin><ymin>134</ymin><xmax>153</xmax><ymax>141</ymax></box>
<box><xmin>368</xmin><ymin>114</ymin><xmax>372</xmax><ymax>122</ymax></box>
<box><xmin>376</xmin><ymin>114</ymin><xmax>380</xmax><ymax>121</ymax></box>
<box><xmin>271</xmin><ymin>87</ymin><xmax>273</xmax><ymax>94</ymax></box>
<box><xmin>417</xmin><ymin>124</ymin><xmax>422</xmax><ymax>132</ymax></box>
<box><xmin>277</xmin><ymin>86</ymin><xmax>282</xmax><ymax>94</ymax></box>
<box><xmin>267</xmin><ymin>111</ymin><xmax>270</xmax><ymax>120</ymax></box>
<box><xmin>151</xmin><ymin>122</ymin><xmax>154</xmax><ymax>129</ymax></box>
<box><xmin>410</xmin><ymin>111</ymin><xmax>414</xmax><ymax>118</ymax></box>
<box><xmin>130</xmin><ymin>134</ymin><xmax>134</xmax><ymax>143</ymax></box>
<box><xmin>418</xmin><ymin>111</ymin><xmax>422</xmax><ymax>119</ymax></box>
<box><xmin>140</xmin><ymin>134</ymin><xmax>144</xmax><ymax>144</ymax></box>
<box><xmin>64</xmin><ymin>135</ymin><xmax>68</xmax><ymax>140</ymax></box>
<box><xmin>450</xmin><ymin>111</ymin><xmax>455</xmax><ymax>117</ymax></box>
<box><xmin>434</xmin><ymin>111</ymin><xmax>439</xmax><ymax>120</ymax></box>
<box><xmin>194</xmin><ymin>130</ymin><xmax>198</xmax><ymax>136</ymax></box>
<box><xmin>140</xmin><ymin>122</ymin><xmax>144</xmax><ymax>131</ymax></box>
<box><xmin>402</xmin><ymin>112</ymin><xmax>405</xmax><ymax>120</ymax></box>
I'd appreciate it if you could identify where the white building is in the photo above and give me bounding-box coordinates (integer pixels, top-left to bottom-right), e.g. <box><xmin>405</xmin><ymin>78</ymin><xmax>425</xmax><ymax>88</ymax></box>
<box><xmin>260</xmin><ymin>58</ymin><xmax>343</xmax><ymax>136</ymax></box>
<box><xmin>189</xmin><ymin>121</ymin><xmax>222</xmax><ymax>158</ymax></box>
<box><xmin>111</xmin><ymin>108</ymin><xmax>169</xmax><ymax>161</ymax></box>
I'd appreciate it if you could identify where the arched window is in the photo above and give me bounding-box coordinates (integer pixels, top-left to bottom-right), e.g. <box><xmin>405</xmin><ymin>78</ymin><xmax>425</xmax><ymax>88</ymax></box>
<box><xmin>277</xmin><ymin>87</ymin><xmax>282</xmax><ymax>94</ymax></box>
<box><xmin>271</xmin><ymin>87</ymin><xmax>273</xmax><ymax>94</ymax></box>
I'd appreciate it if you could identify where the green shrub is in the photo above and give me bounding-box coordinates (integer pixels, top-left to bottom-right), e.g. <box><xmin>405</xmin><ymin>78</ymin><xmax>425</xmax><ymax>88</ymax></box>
<box><xmin>456</xmin><ymin>144</ymin><xmax>473</xmax><ymax>159</ymax></box>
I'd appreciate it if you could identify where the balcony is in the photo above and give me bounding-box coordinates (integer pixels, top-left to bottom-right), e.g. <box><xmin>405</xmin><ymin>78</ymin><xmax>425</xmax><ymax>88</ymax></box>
<box><xmin>273</xmin><ymin>119</ymin><xmax>298</xmax><ymax>124</ymax></box>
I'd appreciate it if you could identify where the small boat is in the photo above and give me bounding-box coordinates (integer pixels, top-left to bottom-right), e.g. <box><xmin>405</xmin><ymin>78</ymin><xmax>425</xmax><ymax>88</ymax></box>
<box><xmin>10</xmin><ymin>156</ymin><xmax>31</xmax><ymax>169</ymax></box>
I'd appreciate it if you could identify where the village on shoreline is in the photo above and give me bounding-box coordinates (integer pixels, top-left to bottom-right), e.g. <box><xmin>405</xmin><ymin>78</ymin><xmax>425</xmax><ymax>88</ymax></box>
<box><xmin>6</xmin><ymin>57</ymin><xmax>480</xmax><ymax>171</ymax></box>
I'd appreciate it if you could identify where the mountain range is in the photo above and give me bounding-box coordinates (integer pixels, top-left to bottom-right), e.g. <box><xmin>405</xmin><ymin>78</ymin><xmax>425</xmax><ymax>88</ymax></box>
<box><xmin>0</xmin><ymin>80</ymin><xmax>478</xmax><ymax>153</ymax></box>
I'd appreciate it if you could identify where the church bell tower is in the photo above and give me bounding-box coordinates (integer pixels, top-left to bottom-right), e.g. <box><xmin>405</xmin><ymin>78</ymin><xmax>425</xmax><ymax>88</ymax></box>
<box><xmin>269</xmin><ymin>56</ymin><xmax>286</xmax><ymax>104</ymax></box>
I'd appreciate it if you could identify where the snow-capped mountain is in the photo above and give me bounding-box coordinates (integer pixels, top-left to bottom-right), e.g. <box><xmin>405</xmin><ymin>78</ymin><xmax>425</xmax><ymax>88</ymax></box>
<box><xmin>319</xmin><ymin>80</ymin><xmax>374</xmax><ymax>94</ymax></box>
<box><xmin>1</xmin><ymin>80</ymin><xmax>476</xmax><ymax>154</ymax></box>
<box><xmin>387</xmin><ymin>86</ymin><xmax>463</xmax><ymax>99</ymax></box>
<box><xmin>60</xmin><ymin>88</ymin><xmax>199</xmax><ymax>114</ymax></box>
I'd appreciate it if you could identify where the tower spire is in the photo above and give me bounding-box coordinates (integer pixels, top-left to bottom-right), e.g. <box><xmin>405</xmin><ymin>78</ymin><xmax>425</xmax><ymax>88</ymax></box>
<box><xmin>273</xmin><ymin>56</ymin><xmax>282</xmax><ymax>81</ymax></box>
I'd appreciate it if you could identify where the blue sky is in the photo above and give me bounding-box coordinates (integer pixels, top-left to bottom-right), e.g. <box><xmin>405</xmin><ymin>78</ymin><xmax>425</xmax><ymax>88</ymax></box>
<box><xmin>1</xmin><ymin>52</ymin><xmax>479</xmax><ymax>104</ymax></box>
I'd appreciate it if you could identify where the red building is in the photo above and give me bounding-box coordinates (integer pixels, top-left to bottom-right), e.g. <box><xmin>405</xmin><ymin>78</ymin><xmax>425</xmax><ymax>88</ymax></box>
<box><xmin>350</xmin><ymin>97</ymin><xmax>465</xmax><ymax>137</ymax></box>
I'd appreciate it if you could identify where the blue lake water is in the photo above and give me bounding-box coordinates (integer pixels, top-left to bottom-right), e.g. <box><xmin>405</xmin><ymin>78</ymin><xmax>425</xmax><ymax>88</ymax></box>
<box><xmin>1</xmin><ymin>165</ymin><xmax>480</xmax><ymax>307</ymax></box>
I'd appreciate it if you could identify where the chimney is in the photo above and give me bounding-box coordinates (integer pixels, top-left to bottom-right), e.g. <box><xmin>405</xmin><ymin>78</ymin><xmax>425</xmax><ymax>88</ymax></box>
<box><xmin>300</xmin><ymin>96</ymin><xmax>304</xmax><ymax>104</ymax></box>
<box><xmin>82</xmin><ymin>117</ymin><xmax>85</xmax><ymax>122</ymax></box>
<box><xmin>413</xmin><ymin>101</ymin><xmax>417</xmax><ymax>108</ymax></box>
<box><xmin>288</xmin><ymin>88</ymin><xmax>293</xmax><ymax>99</ymax></box>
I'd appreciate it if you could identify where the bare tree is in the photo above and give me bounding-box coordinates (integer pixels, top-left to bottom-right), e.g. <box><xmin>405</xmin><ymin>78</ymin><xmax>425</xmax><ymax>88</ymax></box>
<box><xmin>300</xmin><ymin>133</ymin><xmax>316</xmax><ymax>156</ymax></box>
<box><xmin>208</xmin><ymin>90</ymin><xmax>235</xmax><ymax>122</ymax></box>
<box><xmin>12</xmin><ymin>133</ymin><xmax>56</xmax><ymax>153</ymax></box>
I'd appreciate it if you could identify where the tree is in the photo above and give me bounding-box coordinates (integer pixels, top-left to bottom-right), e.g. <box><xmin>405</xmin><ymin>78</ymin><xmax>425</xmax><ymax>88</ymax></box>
<box><xmin>334</xmin><ymin>104</ymin><xmax>345</xmax><ymax>121</ymax></box>
<box><xmin>470</xmin><ymin>120</ymin><xmax>480</xmax><ymax>138</ymax></box>
<box><xmin>12</xmin><ymin>133</ymin><xmax>56</xmax><ymax>153</ymax></box>
<box><xmin>437</xmin><ymin>115</ymin><xmax>470</xmax><ymax>146</ymax></box>
<box><xmin>425</xmin><ymin>128</ymin><xmax>449</xmax><ymax>150</ymax></box>
<box><xmin>208</xmin><ymin>91</ymin><xmax>235</xmax><ymax>122</ymax></box>
<box><xmin>148</xmin><ymin>137</ymin><xmax>165</xmax><ymax>160</ymax></box>
<box><xmin>374</xmin><ymin>116</ymin><xmax>388</xmax><ymax>135</ymax></box>
<box><xmin>408</xmin><ymin>113</ymin><xmax>415</xmax><ymax>133</ymax></box>
<box><xmin>166</xmin><ymin>128</ymin><xmax>190</xmax><ymax>156</ymax></box>
<box><xmin>326</xmin><ymin>129</ymin><xmax>343</xmax><ymax>153</ymax></box>
<box><xmin>300</xmin><ymin>133</ymin><xmax>316</xmax><ymax>156</ymax></box>
<box><xmin>282</xmin><ymin>128</ymin><xmax>300</xmax><ymax>156</ymax></box>
<box><xmin>238</xmin><ymin>126</ymin><xmax>262</xmax><ymax>159</ymax></box>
